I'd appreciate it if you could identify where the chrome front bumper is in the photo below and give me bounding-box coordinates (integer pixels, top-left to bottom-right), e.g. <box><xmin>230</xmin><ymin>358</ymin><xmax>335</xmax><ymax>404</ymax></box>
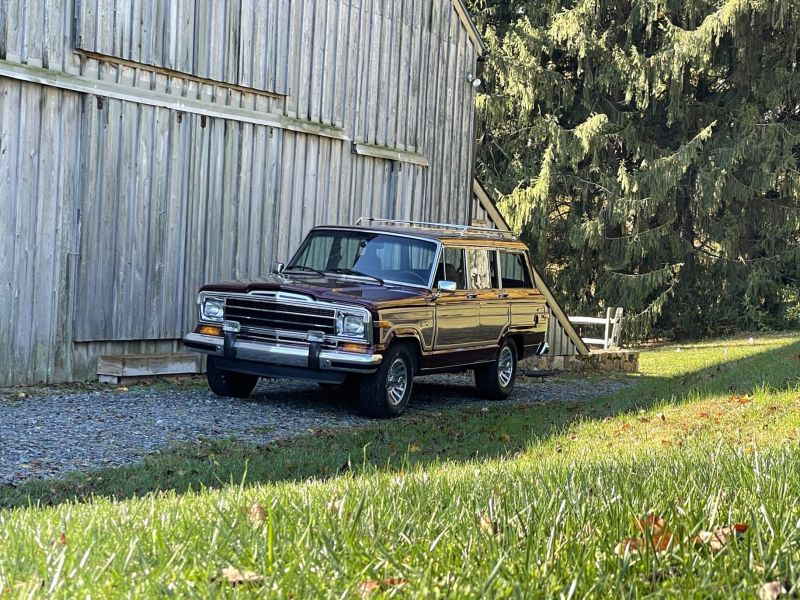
<box><xmin>183</xmin><ymin>332</ymin><xmax>383</xmax><ymax>374</ymax></box>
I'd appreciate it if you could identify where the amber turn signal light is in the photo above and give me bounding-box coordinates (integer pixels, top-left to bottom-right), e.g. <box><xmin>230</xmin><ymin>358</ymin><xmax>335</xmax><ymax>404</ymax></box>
<box><xmin>341</xmin><ymin>343</ymin><xmax>368</xmax><ymax>353</ymax></box>
<box><xmin>198</xmin><ymin>325</ymin><xmax>223</xmax><ymax>337</ymax></box>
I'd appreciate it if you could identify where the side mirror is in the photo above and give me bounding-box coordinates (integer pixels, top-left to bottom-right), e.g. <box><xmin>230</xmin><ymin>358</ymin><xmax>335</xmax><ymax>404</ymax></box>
<box><xmin>437</xmin><ymin>281</ymin><xmax>457</xmax><ymax>294</ymax></box>
<box><xmin>270</xmin><ymin>262</ymin><xmax>285</xmax><ymax>275</ymax></box>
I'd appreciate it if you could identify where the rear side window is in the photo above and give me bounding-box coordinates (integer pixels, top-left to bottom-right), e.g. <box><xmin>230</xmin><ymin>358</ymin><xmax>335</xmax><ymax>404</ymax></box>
<box><xmin>500</xmin><ymin>252</ymin><xmax>533</xmax><ymax>289</ymax></box>
<box><xmin>467</xmin><ymin>249</ymin><xmax>500</xmax><ymax>290</ymax></box>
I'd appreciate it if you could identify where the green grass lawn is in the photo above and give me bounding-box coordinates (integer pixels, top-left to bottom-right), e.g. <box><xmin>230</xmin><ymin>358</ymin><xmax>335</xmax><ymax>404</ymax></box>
<box><xmin>1</xmin><ymin>334</ymin><xmax>799</xmax><ymax>597</ymax></box>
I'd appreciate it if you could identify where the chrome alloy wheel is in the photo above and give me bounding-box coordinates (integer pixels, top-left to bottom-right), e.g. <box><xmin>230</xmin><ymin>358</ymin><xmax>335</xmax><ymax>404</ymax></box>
<box><xmin>386</xmin><ymin>358</ymin><xmax>409</xmax><ymax>406</ymax></box>
<box><xmin>497</xmin><ymin>346</ymin><xmax>514</xmax><ymax>387</ymax></box>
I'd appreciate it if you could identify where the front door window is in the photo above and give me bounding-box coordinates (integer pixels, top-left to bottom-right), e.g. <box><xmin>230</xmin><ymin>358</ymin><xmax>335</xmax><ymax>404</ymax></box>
<box><xmin>435</xmin><ymin>248</ymin><xmax>467</xmax><ymax>289</ymax></box>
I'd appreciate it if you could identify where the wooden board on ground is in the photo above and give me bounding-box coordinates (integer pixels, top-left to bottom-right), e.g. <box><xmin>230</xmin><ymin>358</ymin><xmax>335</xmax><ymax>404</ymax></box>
<box><xmin>97</xmin><ymin>353</ymin><xmax>203</xmax><ymax>384</ymax></box>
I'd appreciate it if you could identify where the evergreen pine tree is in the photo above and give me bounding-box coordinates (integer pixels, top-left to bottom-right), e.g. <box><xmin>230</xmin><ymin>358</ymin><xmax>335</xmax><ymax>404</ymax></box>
<box><xmin>469</xmin><ymin>0</ymin><xmax>800</xmax><ymax>338</ymax></box>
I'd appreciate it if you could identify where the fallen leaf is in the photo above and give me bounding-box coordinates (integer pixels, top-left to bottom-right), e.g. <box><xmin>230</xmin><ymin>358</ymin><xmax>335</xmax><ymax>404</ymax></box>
<box><xmin>732</xmin><ymin>395</ymin><xmax>751</xmax><ymax>404</ymax></box>
<box><xmin>248</xmin><ymin>503</ymin><xmax>266</xmax><ymax>525</ymax></box>
<box><xmin>358</xmin><ymin>580</ymin><xmax>380</xmax><ymax>597</ymax></box>
<box><xmin>693</xmin><ymin>524</ymin><xmax>748</xmax><ymax>552</ymax></box>
<box><xmin>635</xmin><ymin>513</ymin><xmax>667</xmax><ymax>536</ymax></box>
<box><xmin>358</xmin><ymin>578</ymin><xmax>408</xmax><ymax>597</ymax></box>
<box><xmin>615</xmin><ymin>533</ymin><xmax>673</xmax><ymax>555</ymax></box>
<box><xmin>478</xmin><ymin>514</ymin><xmax>501</xmax><ymax>537</ymax></box>
<box><xmin>499</xmin><ymin>433</ymin><xmax>512</xmax><ymax>442</ymax></box>
<box><xmin>699</xmin><ymin>411</ymin><xmax>710</xmax><ymax>418</ymax></box>
<box><xmin>616</xmin><ymin>514</ymin><xmax>675</xmax><ymax>556</ymax></box>
<box><xmin>408</xmin><ymin>444</ymin><xmax>421</xmax><ymax>454</ymax></box>
<box><xmin>116</xmin><ymin>387</ymin><xmax>129</xmax><ymax>392</ymax></box>
<box><xmin>615</xmin><ymin>537</ymin><xmax>643</xmax><ymax>556</ymax></box>
<box><xmin>621</xmin><ymin>423</ymin><xmax>632</xmax><ymax>432</ymax></box>
<box><xmin>758</xmin><ymin>581</ymin><xmax>786</xmax><ymax>600</ymax></box>
<box><xmin>650</xmin><ymin>532</ymin><xmax>674</xmax><ymax>551</ymax></box>
<box><xmin>215</xmin><ymin>567</ymin><xmax>264</xmax><ymax>586</ymax></box>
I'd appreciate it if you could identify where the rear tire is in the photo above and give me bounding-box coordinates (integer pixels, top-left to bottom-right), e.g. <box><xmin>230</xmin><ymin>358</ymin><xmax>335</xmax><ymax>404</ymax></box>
<box><xmin>206</xmin><ymin>357</ymin><xmax>258</xmax><ymax>398</ymax></box>
<box><xmin>474</xmin><ymin>339</ymin><xmax>517</xmax><ymax>400</ymax></box>
<box><xmin>358</xmin><ymin>344</ymin><xmax>416</xmax><ymax>418</ymax></box>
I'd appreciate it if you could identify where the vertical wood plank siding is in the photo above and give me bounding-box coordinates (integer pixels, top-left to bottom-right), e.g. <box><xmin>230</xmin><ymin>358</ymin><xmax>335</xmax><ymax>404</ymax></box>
<box><xmin>76</xmin><ymin>0</ymin><xmax>289</xmax><ymax>95</ymax></box>
<box><xmin>0</xmin><ymin>0</ymin><xmax>481</xmax><ymax>385</ymax></box>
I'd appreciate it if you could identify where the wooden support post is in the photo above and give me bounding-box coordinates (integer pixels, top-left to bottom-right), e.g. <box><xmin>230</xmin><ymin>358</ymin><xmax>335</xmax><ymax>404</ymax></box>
<box><xmin>603</xmin><ymin>307</ymin><xmax>612</xmax><ymax>350</ymax></box>
<box><xmin>611</xmin><ymin>308</ymin><xmax>624</xmax><ymax>349</ymax></box>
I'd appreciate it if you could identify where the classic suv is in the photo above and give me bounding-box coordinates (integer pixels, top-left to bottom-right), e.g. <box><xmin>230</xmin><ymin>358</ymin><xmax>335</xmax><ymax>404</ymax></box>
<box><xmin>184</xmin><ymin>220</ymin><xmax>549</xmax><ymax>418</ymax></box>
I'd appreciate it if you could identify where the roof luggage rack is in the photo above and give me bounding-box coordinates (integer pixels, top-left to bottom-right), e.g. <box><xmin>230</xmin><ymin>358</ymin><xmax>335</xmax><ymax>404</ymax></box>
<box><xmin>355</xmin><ymin>217</ymin><xmax>518</xmax><ymax>241</ymax></box>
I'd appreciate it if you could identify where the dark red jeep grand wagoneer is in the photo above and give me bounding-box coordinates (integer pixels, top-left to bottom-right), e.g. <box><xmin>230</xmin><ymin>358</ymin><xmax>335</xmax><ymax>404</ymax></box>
<box><xmin>184</xmin><ymin>219</ymin><xmax>549</xmax><ymax>418</ymax></box>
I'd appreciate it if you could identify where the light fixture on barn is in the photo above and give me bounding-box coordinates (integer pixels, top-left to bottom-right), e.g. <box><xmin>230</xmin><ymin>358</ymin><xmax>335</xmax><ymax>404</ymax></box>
<box><xmin>466</xmin><ymin>74</ymin><xmax>482</xmax><ymax>90</ymax></box>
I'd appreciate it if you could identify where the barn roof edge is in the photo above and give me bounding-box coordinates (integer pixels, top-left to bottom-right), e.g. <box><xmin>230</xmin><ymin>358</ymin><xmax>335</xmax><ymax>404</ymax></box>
<box><xmin>451</xmin><ymin>0</ymin><xmax>488</xmax><ymax>57</ymax></box>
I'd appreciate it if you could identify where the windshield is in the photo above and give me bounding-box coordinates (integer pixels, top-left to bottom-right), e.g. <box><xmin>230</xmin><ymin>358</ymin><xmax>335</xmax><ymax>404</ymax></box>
<box><xmin>287</xmin><ymin>230</ymin><xmax>438</xmax><ymax>287</ymax></box>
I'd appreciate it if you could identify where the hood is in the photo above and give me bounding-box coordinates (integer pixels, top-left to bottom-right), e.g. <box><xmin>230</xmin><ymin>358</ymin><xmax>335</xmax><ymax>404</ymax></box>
<box><xmin>199</xmin><ymin>273</ymin><xmax>430</xmax><ymax>309</ymax></box>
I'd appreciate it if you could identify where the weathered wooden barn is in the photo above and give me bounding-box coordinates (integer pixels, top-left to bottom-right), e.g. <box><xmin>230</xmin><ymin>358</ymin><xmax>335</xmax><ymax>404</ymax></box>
<box><xmin>0</xmin><ymin>0</ymin><xmax>495</xmax><ymax>385</ymax></box>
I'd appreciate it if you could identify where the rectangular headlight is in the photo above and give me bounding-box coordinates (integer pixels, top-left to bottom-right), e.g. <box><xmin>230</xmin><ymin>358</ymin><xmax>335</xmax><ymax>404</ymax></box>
<box><xmin>336</xmin><ymin>312</ymin><xmax>367</xmax><ymax>338</ymax></box>
<box><xmin>201</xmin><ymin>297</ymin><xmax>225</xmax><ymax>321</ymax></box>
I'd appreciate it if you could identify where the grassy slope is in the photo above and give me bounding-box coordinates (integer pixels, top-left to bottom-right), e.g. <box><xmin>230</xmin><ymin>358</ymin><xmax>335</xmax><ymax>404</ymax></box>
<box><xmin>1</xmin><ymin>335</ymin><xmax>799</xmax><ymax>597</ymax></box>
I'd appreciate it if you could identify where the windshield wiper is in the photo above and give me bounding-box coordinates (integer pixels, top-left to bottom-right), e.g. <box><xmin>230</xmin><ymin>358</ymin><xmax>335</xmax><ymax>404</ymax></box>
<box><xmin>283</xmin><ymin>265</ymin><xmax>326</xmax><ymax>277</ymax></box>
<box><xmin>328</xmin><ymin>268</ymin><xmax>384</xmax><ymax>285</ymax></box>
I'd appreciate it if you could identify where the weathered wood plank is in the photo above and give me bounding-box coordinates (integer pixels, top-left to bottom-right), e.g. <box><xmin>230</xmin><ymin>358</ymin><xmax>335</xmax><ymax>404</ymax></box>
<box><xmin>12</xmin><ymin>81</ymin><xmax>40</xmax><ymax>382</ymax></box>
<box><xmin>35</xmin><ymin>87</ymin><xmax>63</xmax><ymax>381</ymax></box>
<box><xmin>235</xmin><ymin>122</ymin><xmax>256</xmax><ymax>276</ymax></box>
<box><xmin>0</xmin><ymin>80</ymin><xmax>20</xmax><ymax>383</ymax></box>
<box><xmin>97</xmin><ymin>353</ymin><xmax>202</xmax><ymax>377</ymax></box>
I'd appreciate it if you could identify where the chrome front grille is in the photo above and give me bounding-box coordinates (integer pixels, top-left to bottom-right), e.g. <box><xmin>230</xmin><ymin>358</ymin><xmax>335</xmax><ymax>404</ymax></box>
<box><xmin>225</xmin><ymin>296</ymin><xmax>337</xmax><ymax>337</ymax></box>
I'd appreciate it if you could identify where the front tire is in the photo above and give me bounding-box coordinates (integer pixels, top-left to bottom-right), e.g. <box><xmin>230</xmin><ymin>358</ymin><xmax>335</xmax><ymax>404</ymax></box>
<box><xmin>358</xmin><ymin>344</ymin><xmax>416</xmax><ymax>418</ymax></box>
<box><xmin>474</xmin><ymin>339</ymin><xmax>517</xmax><ymax>400</ymax></box>
<box><xmin>206</xmin><ymin>357</ymin><xmax>258</xmax><ymax>398</ymax></box>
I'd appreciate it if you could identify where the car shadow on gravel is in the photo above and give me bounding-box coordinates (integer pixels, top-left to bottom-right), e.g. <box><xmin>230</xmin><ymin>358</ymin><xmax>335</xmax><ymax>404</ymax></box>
<box><xmin>245</xmin><ymin>373</ymin><xmax>621</xmax><ymax>415</ymax></box>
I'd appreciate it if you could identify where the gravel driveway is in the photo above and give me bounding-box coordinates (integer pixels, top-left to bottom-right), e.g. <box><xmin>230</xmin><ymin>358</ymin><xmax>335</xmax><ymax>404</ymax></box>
<box><xmin>0</xmin><ymin>374</ymin><xmax>628</xmax><ymax>484</ymax></box>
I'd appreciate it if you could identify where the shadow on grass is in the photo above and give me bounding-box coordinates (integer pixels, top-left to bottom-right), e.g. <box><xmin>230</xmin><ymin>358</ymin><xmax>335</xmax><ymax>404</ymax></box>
<box><xmin>2</xmin><ymin>339</ymin><xmax>798</xmax><ymax>509</ymax></box>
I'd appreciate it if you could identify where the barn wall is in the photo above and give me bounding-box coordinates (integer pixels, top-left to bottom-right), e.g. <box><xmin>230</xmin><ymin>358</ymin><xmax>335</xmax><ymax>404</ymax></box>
<box><xmin>0</xmin><ymin>79</ymin><xmax>83</xmax><ymax>385</ymax></box>
<box><xmin>0</xmin><ymin>0</ymin><xmax>481</xmax><ymax>385</ymax></box>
